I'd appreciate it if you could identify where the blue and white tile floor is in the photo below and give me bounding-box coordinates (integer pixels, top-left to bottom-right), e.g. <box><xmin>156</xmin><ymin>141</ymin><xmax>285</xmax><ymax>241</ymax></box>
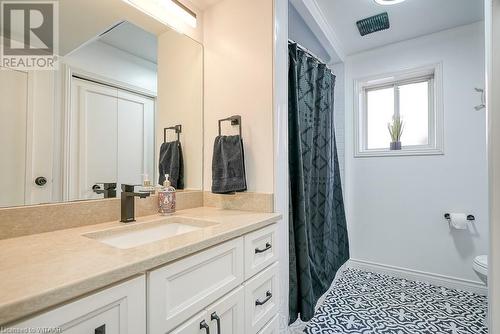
<box><xmin>304</xmin><ymin>268</ymin><xmax>488</xmax><ymax>334</ymax></box>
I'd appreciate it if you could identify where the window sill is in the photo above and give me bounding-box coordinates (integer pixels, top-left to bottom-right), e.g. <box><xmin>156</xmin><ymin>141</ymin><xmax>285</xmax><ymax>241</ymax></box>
<box><xmin>355</xmin><ymin>147</ymin><xmax>444</xmax><ymax>158</ymax></box>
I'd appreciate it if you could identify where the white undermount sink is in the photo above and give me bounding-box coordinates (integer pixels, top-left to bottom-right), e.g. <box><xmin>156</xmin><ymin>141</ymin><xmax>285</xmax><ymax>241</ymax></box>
<box><xmin>84</xmin><ymin>216</ymin><xmax>218</xmax><ymax>249</ymax></box>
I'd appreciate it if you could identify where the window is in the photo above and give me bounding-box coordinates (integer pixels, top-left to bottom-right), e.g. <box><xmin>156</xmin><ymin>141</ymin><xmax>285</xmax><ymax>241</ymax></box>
<box><xmin>355</xmin><ymin>64</ymin><xmax>443</xmax><ymax>157</ymax></box>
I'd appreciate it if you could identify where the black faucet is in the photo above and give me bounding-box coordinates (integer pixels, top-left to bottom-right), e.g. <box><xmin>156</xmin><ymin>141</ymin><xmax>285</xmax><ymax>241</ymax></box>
<box><xmin>92</xmin><ymin>183</ymin><xmax>117</xmax><ymax>198</ymax></box>
<box><xmin>121</xmin><ymin>184</ymin><xmax>150</xmax><ymax>223</ymax></box>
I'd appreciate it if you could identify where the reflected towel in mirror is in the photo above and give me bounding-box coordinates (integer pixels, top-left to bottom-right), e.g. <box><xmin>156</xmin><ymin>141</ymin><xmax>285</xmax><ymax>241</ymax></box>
<box><xmin>159</xmin><ymin>140</ymin><xmax>184</xmax><ymax>189</ymax></box>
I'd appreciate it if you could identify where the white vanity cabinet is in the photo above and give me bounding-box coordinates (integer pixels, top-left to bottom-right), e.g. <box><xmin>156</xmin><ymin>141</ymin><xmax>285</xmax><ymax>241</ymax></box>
<box><xmin>148</xmin><ymin>238</ymin><xmax>245</xmax><ymax>332</ymax></box>
<box><xmin>11</xmin><ymin>276</ymin><xmax>146</xmax><ymax>333</ymax></box>
<box><xmin>151</xmin><ymin>223</ymin><xmax>279</xmax><ymax>334</ymax></box>
<box><xmin>8</xmin><ymin>223</ymin><xmax>279</xmax><ymax>334</ymax></box>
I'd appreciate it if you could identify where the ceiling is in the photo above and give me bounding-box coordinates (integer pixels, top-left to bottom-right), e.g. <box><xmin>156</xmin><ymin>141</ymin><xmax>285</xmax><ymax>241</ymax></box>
<box><xmin>60</xmin><ymin>0</ymin><xmax>169</xmax><ymax>56</ymax></box>
<box><xmin>99</xmin><ymin>22</ymin><xmax>158</xmax><ymax>64</ymax></box>
<box><xmin>315</xmin><ymin>0</ymin><xmax>484</xmax><ymax>56</ymax></box>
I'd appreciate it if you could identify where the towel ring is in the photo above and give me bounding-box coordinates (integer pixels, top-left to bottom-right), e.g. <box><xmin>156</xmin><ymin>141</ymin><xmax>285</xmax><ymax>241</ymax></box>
<box><xmin>218</xmin><ymin>115</ymin><xmax>242</xmax><ymax>137</ymax></box>
<box><xmin>164</xmin><ymin>125</ymin><xmax>182</xmax><ymax>143</ymax></box>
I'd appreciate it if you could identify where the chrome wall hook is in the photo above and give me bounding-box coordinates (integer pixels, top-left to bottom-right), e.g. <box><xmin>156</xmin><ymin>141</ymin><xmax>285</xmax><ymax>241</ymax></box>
<box><xmin>474</xmin><ymin>88</ymin><xmax>486</xmax><ymax>111</ymax></box>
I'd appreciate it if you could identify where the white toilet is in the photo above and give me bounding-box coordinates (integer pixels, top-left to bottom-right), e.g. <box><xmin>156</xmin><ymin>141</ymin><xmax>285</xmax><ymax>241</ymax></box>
<box><xmin>473</xmin><ymin>255</ymin><xmax>488</xmax><ymax>285</ymax></box>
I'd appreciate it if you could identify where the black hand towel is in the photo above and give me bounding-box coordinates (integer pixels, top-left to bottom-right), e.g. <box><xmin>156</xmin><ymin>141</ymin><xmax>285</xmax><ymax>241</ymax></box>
<box><xmin>212</xmin><ymin>135</ymin><xmax>247</xmax><ymax>194</ymax></box>
<box><xmin>158</xmin><ymin>140</ymin><xmax>184</xmax><ymax>189</ymax></box>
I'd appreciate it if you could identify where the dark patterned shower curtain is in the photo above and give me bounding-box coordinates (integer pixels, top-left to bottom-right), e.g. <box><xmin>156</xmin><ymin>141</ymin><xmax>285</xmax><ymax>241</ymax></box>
<box><xmin>288</xmin><ymin>42</ymin><xmax>350</xmax><ymax>323</ymax></box>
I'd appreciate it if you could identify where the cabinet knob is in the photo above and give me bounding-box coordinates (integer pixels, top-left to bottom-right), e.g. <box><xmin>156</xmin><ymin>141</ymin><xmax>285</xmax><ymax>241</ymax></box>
<box><xmin>200</xmin><ymin>320</ymin><xmax>210</xmax><ymax>334</ymax></box>
<box><xmin>211</xmin><ymin>312</ymin><xmax>221</xmax><ymax>334</ymax></box>
<box><xmin>95</xmin><ymin>324</ymin><xmax>105</xmax><ymax>334</ymax></box>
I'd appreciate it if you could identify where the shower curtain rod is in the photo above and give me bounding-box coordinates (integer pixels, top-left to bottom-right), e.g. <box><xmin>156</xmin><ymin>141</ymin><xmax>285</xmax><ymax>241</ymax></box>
<box><xmin>288</xmin><ymin>39</ymin><xmax>331</xmax><ymax>68</ymax></box>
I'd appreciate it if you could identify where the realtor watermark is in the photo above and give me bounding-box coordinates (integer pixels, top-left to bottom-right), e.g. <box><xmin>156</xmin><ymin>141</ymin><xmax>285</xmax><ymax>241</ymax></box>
<box><xmin>1</xmin><ymin>1</ymin><xmax>58</xmax><ymax>70</ymax></box>
<box><xmin>0</xmin><ymin>328</ymin><xmax>61</xmax><ymax>333</ymax></box>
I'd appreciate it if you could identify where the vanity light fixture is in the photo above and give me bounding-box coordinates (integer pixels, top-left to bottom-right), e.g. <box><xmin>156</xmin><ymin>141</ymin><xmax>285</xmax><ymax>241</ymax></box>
<box><xmin>374</xmin><ymin>0</ymin><xmax>407</xmax><ymax>5</ymax></box>
<box><xmin>122</xmin><ymin>0</ymin><xmax>197</xmax><ymax>28</ymax></box>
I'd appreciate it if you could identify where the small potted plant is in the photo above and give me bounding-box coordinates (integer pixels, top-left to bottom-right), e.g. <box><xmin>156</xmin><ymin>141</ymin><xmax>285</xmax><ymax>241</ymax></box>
<box><xmin>388</xmin><ymin>115</ymin><xmax>404</xmax><ymax>150</ymax></box>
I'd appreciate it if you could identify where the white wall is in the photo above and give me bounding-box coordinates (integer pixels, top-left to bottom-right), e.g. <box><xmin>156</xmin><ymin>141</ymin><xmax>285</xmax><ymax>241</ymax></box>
<box><xmin>203</xmin><ymin>0</ymin><xmax>274</xmax><ymax>193</ymax></box>
<box><xmin>64</xmin><ymin>41</ymin><xmax>157</xmax><ymax>94</ymax></box>
<box><xmin>487</xmin><ymin>0</ymin><xmax>500</xmax><ymax>327</ymax></box>
<box><xmin>288</xmin><ymin>4</ymin><xmax>329</xmax><ymax>62</ymax></box>
<box><xmin>157</xmin><ymin>30</ymin><xmax>203</xmax><ymax>190</ymax></box>
<box><xmin>345</xmin><ymin>22</ymin><xmax>488</xmax><ymax>282</ymax></box>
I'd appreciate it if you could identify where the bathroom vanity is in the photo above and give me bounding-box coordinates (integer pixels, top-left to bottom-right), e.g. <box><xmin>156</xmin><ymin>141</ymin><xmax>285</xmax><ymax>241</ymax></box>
<box><xmin>0</xmin><ymin>0</ymin><xmax>282</xmax><ymax>333</ymax></box>
<box><xmin>1</xmin><ymin>208</ymin><xmax>281</xmax><ymax>333</ymax></box>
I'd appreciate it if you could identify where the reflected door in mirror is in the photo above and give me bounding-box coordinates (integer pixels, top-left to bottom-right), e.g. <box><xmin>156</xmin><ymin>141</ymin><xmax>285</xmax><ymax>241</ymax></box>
<box><xmin>69</xmin><ymin>79</ymin><xmax>155</xmax><ymax>200</ymax></box>
<box><xmin>0</xmin><ymin>68</ymin><xmax>28</xmax><ymax>207</ymax></box>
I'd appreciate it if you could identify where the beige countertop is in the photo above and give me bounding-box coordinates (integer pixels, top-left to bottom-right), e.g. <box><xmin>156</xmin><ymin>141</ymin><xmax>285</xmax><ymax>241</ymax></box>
<box><xmin>0</xmin><ymin>207</ymin><xmax>281</xmax><ymax>325</ymax></box>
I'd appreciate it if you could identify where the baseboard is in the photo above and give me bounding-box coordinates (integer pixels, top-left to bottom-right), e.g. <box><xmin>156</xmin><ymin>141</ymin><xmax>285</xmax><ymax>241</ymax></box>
<box><xmin>348</xmin><ymin>258</ymin><xmax>488</xmax><ymax>296</ymax></box>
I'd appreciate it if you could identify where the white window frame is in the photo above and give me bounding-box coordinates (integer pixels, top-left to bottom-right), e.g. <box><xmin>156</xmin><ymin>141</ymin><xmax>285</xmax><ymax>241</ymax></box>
<box><xmin>354</xmin><ymin>63</ymin><xmax>444</xmax><ymax>157</ymax></box>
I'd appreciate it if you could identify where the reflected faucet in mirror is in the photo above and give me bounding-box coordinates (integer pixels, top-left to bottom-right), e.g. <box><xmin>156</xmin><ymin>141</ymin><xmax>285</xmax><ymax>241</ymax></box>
<box><xmin>92</xmin><ymin>183</ymin><xmax>117</xmax><ymax>199</ymax></box>
<box><xmin>121</xmin><ymin>184</ymin><xmax>151</xmax><ymax>223</ymax></box>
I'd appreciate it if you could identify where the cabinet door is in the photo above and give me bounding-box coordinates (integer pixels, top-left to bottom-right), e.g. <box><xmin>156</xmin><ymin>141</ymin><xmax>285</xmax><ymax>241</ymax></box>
<box><xmin>148</xmin><ymin>238</ymin><xmax>244</xmax><ymax>333</ymax></box>
<box><xmin>168</xmin><ymin>311</ymin><xmax>209</xmax><ymax>334</ymax></box>
<box><xmin>244</xmin><ymin>224</ymin><xmax>278</xmax><ymax>280</ymax></box>
<box><xmin>244</xmin><ymin>263</ymin><xmax>279</xmax><ymax>334</ymax></box>
<box><xmin>257</xmin><ymin>316</ymin><xmax>279</xmax><ymax>334</ymax></box>
<box><xmin>11</xmin><ymin>276</ymin><xmax>146</xmax><ymax>334</ymax></box>
<box><xmin>206</xmin><ymin>287</ymin><xmax>245</xmax><ymax>334</ymax></box>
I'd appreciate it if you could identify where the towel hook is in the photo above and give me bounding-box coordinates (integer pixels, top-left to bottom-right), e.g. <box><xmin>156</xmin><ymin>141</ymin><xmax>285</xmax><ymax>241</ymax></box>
<box><xmin>474</xmin><ymin>88</ymin><xmax>486</xmax><ymax>111</ymax></box>
<box><xmin>164</xmin><ymin>125</ymin><xmax>182</xmax><ymax>143</ymax></box>
<box><xmin>218</xmin><ymin>115</ymin><xmax>242</xmax><ymax>137</ymax></box>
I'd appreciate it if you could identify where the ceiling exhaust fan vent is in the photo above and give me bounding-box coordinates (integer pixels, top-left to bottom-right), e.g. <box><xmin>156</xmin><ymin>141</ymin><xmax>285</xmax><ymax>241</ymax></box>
<box><xmin>356</xmin><ymin>12</ymin><xmax>390</xmax><ymax>36</ymax></box>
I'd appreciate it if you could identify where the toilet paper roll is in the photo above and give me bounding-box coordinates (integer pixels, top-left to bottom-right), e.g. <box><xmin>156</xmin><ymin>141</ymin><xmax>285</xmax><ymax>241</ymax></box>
<box><xmin>449</xmin><ymin>213</ymin><xmax>468</xmax><ymax>230</ymax></box>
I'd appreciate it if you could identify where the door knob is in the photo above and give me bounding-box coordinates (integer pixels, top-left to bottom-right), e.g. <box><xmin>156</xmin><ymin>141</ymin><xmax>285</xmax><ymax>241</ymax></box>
<box><xmin>35</xmin><ymin>176</ymin><xmax>47</xmax><ymax>187</ymax></box>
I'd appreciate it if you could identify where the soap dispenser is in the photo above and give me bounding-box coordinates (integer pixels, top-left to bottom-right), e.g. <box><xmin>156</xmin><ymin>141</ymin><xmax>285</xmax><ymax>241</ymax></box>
<box><xmin>158</xmin><ymin>174</ymin><xmax>176</xmax><ymax>215</ymax></box>
<box><xmin>141</xmin><ymin>173</ymin><xmax>155</xmax><ymax>194</ymax></box>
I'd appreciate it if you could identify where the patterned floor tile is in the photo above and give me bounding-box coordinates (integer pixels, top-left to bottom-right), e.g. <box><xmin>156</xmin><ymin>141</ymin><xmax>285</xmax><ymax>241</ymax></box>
<box><xmin>304</xmin><ymin>268</ymin><xmax>488</xmax><ymax>334</ymax></box>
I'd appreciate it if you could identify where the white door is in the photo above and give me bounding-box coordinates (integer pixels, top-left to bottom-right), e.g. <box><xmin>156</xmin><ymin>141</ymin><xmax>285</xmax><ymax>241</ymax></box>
<box><xmin>70</xmin><ymin>79</ymin><xmax>118</xmax><ymax>200</ymax></box>
<box><xmin>28</xmin><ymin>70</ymin><xmax>55</xmax><ymax>205</ymax></box>
<box><xmin>70</xmin><ymin>78</ymin><xmax>155</xmax><ymax>200</ymax></box>
<box><xmin>117</xmin><ymin>90</ymin><xmax>155</xmax><ymax>187</ymax></box>
<box><xmin>206</xmin><ymin>287</ymin><xmax>245</xmax><ymax>334</ymax></box>
<box><xmin>0</xmin><ymin>68</ymin><xmax>28</xmax><ymax>207</ymax></box>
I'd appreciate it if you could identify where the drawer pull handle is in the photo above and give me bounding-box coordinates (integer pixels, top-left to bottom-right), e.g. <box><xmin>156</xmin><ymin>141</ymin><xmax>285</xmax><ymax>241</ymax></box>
<box><xmin>255</xmin><ymin>291</ymin><xmax>273</xmax><ymax>306</ymax></box>
<box><xmin>200</xmin><ymin>320</ymin><xmax>210</xmax><ymax>334</ymax></box>
<box><xmin>95</xmin><ymin>324</ymin><xmax>106</xmax><ymax>334</ymax></box>
<box><xmin>255</xmin><ymin>242</ymin><xmax>272</xmax><ymax>254</ymax></box>
<box><xmin>211</xmin><ymin>312</ymin><xmax>221</xmax><ymax>333</ymax></box>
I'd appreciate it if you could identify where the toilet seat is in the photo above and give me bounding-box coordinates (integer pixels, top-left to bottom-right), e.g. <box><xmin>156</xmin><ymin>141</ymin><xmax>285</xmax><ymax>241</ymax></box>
<box><xmin>473</xmin><ymin>255</ymin><xmax>488</xmax><ymax>276</ymax></box>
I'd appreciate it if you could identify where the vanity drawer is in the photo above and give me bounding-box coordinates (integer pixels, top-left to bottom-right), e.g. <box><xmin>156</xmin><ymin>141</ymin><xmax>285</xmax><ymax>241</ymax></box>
<box><xmin>244</xmin><ymin>224</ymin><xmax>278</xmax><ymax>280</ymax></box>
<box><xmin>244</xmin><ymin>262</ymin><xmax>279</xmax><ymax>334</ymax></box>
<box><xmin>257</xmin><ymin>315</ymin><xmax>280</xmax><ymax>334</ymax></box>
<box><xmin>10</xmin><ymin>276</ymin><xmax>146</xmax><ymax>334</ymax></box>
<box><xmin>148</xmin><ymin>237</ymin><xmax>244</xmax><ymax>333</ymax></box>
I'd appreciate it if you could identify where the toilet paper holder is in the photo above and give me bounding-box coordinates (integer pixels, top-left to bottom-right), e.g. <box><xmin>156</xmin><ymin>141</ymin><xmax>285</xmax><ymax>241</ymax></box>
<box><xmin>444</xmin><ymin>213</ymin><xmax>475</xmax><ymax>222</ymax></box>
